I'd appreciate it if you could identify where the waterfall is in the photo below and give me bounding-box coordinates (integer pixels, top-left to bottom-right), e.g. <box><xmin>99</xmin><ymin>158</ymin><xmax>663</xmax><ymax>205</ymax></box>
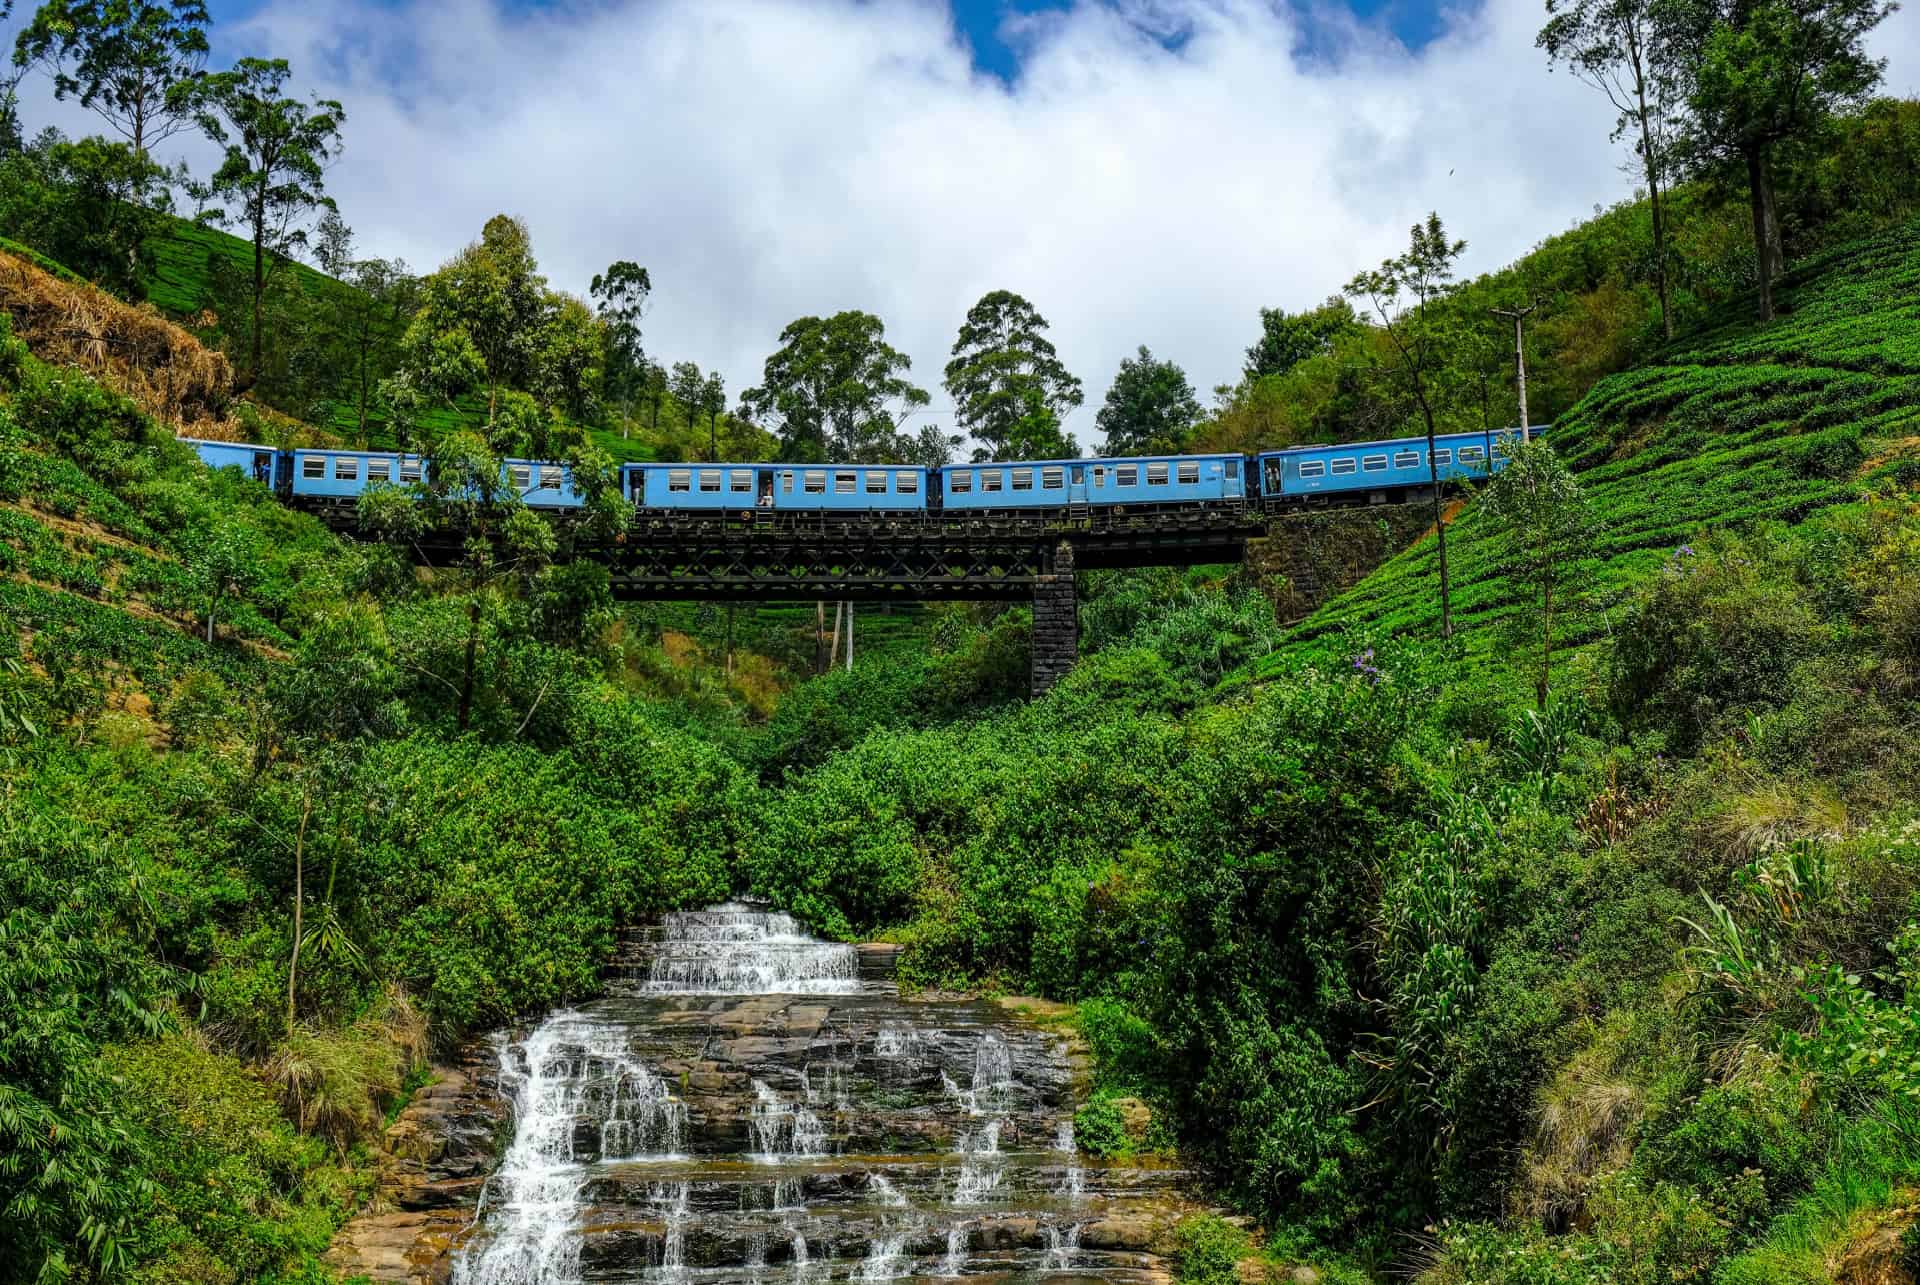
<box><xmin>640</xmin><ymin>901</ymin><xmax>859</xmax><ymax>994</ymax></box>
<box><xmin>456</xmin><ymin>901</ymin><xmax>1194</xmax><ymax>1281</ymax></box>
<box><xmin>749</xmin><ymin>1078</ymin><xmax>827</xmax><ymax>1161</ymax></box>
<box><xmin>1045</xmin><ymin>1220</ymin><xmax>1084</xmax><ymax>1270</ymax></box>
<box><xmin>1057</xmin><ymin>1118</ymin><xmax>1085</xmax><ymax>1202</ymax></box>
<box><xmin>949</xmin><ymin>1033</ymin><xmax>1012</xmax><ymax>1207</ymax></box>
<box><xmin>456</xmin><ymin>1014</ymin><xmax>685</xmax><ymax>1285</ymax></box>
<box><xmin>853</xmin><ymin>1227</ymin><xmax>912</xmax><ymax>1280</ymax></box>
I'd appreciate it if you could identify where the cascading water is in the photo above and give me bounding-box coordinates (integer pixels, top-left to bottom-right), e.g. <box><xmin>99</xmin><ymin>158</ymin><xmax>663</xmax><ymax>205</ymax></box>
<box><xmin>453</xmin><ymin>899</ymin><xmax>1197</xmax><ymax>1281</ymax></box>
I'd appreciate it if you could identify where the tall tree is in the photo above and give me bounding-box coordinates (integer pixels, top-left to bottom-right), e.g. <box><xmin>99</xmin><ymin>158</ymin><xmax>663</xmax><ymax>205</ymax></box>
<box><xmin>590</xmin><ymin>259</ymin><xmax>650</xmax><ymax>434</ymax></box>
<box><xmin>12</xmin><ymin>0</ymin><xmax>209</xmax><ymax>157</ymax></box>
<box><xmin>943</xmin><ymin>290</ymin><xmax>1082</xmax><ymax>460</ymax></box>
<box><xmin>191</xmin><ymin>58</ymin><xmax>344</xmax><ymax>386</ymax></box>
<box><xmin>668</xmin><ymin>359</ymin><xmax>705</xmax><ymax>444</ymax></box>
<box><xmin>1096</xmin><ymin>345</ymin><xmax>1203</xmax><ymax>456</ymax></box>
<box><xmin>398</xmin><ymin>215</ymin><xmax>560</xmax><ymax>429</ymax></box>
<box><xmin>1540</xmin><ymin>0</ymin><xmax>1686</xmax><ymax>339</ymax></box>
<box><xmin>1346</xmin><ymin>213</ymin><xmax>1469</xmax><ymax>639</ymax></box>
<box><xmin>1655</xmin><ymin>0</ymin><xmax>1890</xmax><ymax>320</ymax></box>
<box><xmin>1481</xmin><ymin>438</ymin><xmax>1601</xmax><ymax>708</ymax></box>
<box><xmin>640</xmin><ymin>359</ymin><xmax>669</xmax><ymax>437</ymax></box>
<box><xmin>1243</xmin><ymin>296</ymin><xmax>1361</xmax><ymax>380</ymax></box>
<box><xmin>742</xmin><ymin>311</ymin><xmax>929</xmax><ymax>462</ymax></box>
<box><xmin>700</xmin><ymin>370</ymin><xmax>726</xmax><ymax>459</ymax></box>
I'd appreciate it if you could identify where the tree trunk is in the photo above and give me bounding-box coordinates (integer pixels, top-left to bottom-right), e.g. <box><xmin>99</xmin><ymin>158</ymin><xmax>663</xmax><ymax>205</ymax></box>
<box><xmin>816</xmin><ymin>602</ymin><xmax>827</xmax><ymax>674</ymax></box>
<box><xmin>1538</xmin><ymin>575</ymin><xmax>1553</xmax><ymax>711</ymax></box>
<box><xmin>287</xmin><ymin>789</ymin><xmax>312</xmax><ymax>1039</ymax></box>
<box><xmin>828</xmin><ymin>602</ymin><xmax>843</xmax><ymax>676</ymax></box>
<box><xmin>1745</xmin><ymin>143</ymin><xmax>1782</xmax><ymax>322</ymax></box>
<box><xmin>457</xmin><ymin>598</ymin><xmax>480</xmax><ymax>731</ymax></box>
<box><xmin>251</xmin><ymin>220</ymin><xmax>266</xmax><ymax>384</ymax></box>
<box><xmin>1632</xmin><ymin>52</ymin><xmax>1674</xmax><ymax>343</ymax></box>
<box><xmin>206</xmin><ymin>590</ymin><xmax>218</xmax><ymax>643</ymax></box>
<box><xmin>1417</xmin><ymin>398</ymin><xmax>1453</xmax><ymax>639</ymax></box>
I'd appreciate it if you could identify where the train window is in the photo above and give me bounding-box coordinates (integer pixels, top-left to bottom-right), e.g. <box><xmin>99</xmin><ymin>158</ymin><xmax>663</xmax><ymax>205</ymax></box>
<box><xmin>949</xmin><ymin>472</ymin><xmax>972</xmax><ymax>493</ymax></box>
<box><xmin>1433</xmin><ymin>449</ymin><xmax>1452</xmax><ymax>467</ymax></box>
<box><xmin>668</xmin><ymin>469</ymin><xmax>692</xmax><ymax>492</ymax></box>
<box><xmin>1116</xmin><ymin>465</ymin><xmax>1138</xmax><ymax>486</ymax></box>
<box><xmin>1362</xmin><ymin>455</ymin><xmax>1388</xmax><ymax>472</ymax></box>
<box><xmin>699</xmin><ymin>470</ymin><xmax>722</xmax><ymax>492</ymax></box>
<box><xmin>982</xmin><ymin>471</ymin><xmax>1003</xmax><ymax>492</ymax></box>
<box><xmin>781</xmin><ymin>472</ymin><xmax>794</xmax><ymax>492</ymax></box>
<box><xmin>508</xmin><ymin>463</ymin><xmax>531</xmax><ymax>489</ymax></box>
<box><xmin>804</xmin><ymin>471</ymin><xmax>826</xmax><ymax>493</ymax></box>
<box><xmin>1073</xmin><ymin>466</ymin><xmax>1087</xmax><ymax>485</ymax></box>
<box><xmin>1041</xmin><ymin>467</ymin><xmax>1065</xmax><ymax>489</ymax></box>
<box><xmin>1299</xmin><ymin>460</ymin><xmax>1326</xmax><ymax>478</ymax></box>
<box><xmin>302</xmin><ymin>455</ymin><xmax>325</xmax><ymax>479</ymax></box>
<box><xmin>1011</xmin><ymin>469</ymin><xmax>1034</xmax><ymax>491</ymax></box>
<box><xmin>730</xmin><ymin>470</ymin><xmax>752</xmax><ymax>493</ymax></box>
<box><xmin>1395</xmin><ymin>450</ymin><xmax>1420</xmax><ymax>468</ymax></box>
<box><xmin>898</xmin><ymin>473</ymin><xmax>919</xmax><ymax>493</ymax></box>
<box><xmin>865</xmin><ymin>471</ymin><xmax>887</xmax><ymax>493</ymax></box>
<box><xmin>1146</xmin><ymin>463</ymin><xmax>1170</xmax><ymax>485</ymax></box>
<box><xmin>367</xmin><ymin>459</ymin><xmax>391</xmax><ymax>483</ymax></box>
<box><xmin>1177</xmin><ymin>462</ymin><xmax>1200</xmax><ymax>484</ymax></box>
<box><xmin>540</xmin><ymin>466</ymin><xmax>563</xmax><ymax>490</ymax></box>
<box><xmin>1330</xmin><ymin>458</ymin><xmax>1357</xmax><ymax>475</ymax></box>
<box><xmin>336</xmin><ymin>457</ymin><xmax>359</xmax><ymax>481</ymax></box>
<box><xmin>1092</xmin><ymin>466</ymin><xmax>1108</xmax><ymax>486</ymax></box>
<box><xmin>834</xmin><ymin>471</ymin><xmax>856</xmax><ymax>493</ymax></box>
<box><xmin>1459</xmin><ymin>446</ymin><xmax>1486</xmax><ymax>463</ymax></box>
<box><xmin>400</xmin><ymin>460</ymin><xmax>422</xmax><ymax>483</ymax></box>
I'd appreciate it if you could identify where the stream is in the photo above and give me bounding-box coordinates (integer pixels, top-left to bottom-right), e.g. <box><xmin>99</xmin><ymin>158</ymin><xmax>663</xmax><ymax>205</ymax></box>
<box><xmin>449</xmin><ymin>901</ymin><xmax>1194</xmax><ymax>1282</ymax></box>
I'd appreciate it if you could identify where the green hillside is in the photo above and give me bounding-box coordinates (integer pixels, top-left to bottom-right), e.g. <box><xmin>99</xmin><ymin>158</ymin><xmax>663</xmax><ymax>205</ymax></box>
<box><xmin>1277</xmin><ymin>216</ymin><xmax>1920</xmax><ymax>679</ymax></box>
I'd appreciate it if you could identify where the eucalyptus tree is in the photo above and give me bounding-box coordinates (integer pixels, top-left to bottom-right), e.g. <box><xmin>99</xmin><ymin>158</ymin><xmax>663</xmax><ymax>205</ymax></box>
<box><xmin>191</xmin><ymin>57</ymin><xmax>345</xmax><ymax>385</ymax></box>
<box><xmin>1539</xmin><ymin>0</ymin><xmax>1685</xmax><ymax>338</ymax></box>
<box><xmin>743</xmin><ymin>311</ymin><xmax>929</xmax><ymax>462</ymax></box>
<box><xmin>1653</xmin><ymin>0</ymin><xmax>1890</xmax><ymax>320</ymax></box>
<box><xmin>591</xmin><ymin>259</ymin><xmax>650</xmax><ymax>433</ymax></box>
<box><xmin>1346</xmin><ymin>213</ymin><xmax>1469</xmax><ymax>639</ymax></box>
<box><xmin>668</xmin><ymin>360</ymin><xmax>705</xmax><ymax>441</ymax></box>
<box><xmin>1096</xmin><ymin>345</ymin><xmax>1203</xmax><ymax>456</ymax></box>
<box><xmin>700</xmin><ymin>370</ymin><xmax>726</xmax><ymax>459</ymax></box>
<box><xmin>12</xmin><ymin>0</ymin><xmax>210</xmax><ymax>158</ymax></box>
<box><xmin>944</xmin><ymin>290</ymin><xmax>1082</xmax><ymax>460</ymax></box>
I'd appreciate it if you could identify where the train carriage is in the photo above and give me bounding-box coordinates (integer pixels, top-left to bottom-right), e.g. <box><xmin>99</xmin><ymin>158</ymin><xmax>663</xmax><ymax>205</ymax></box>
<box><xmin>1257</xmin><ymin>429</ymin><xmax>1532</xmax><ymax>504</ymax></box>
<box><xmin>288</xmin><ymin>449</ymin><xmax>587</xmax><ymax>509</ymax></box>
<box><xmin>624</xmin><ymin>463</ymin><xmax>930</xmax><ymax>513</ymax></box>
<box><xmin>183</xmin><ymin>436</ymin><xmax>285</xmax><ymax>489</ymax></box>
<box><xmin>939</xmin><ymin>453</ymin><xmax>1245</xmax><ymax>511</ymax></box>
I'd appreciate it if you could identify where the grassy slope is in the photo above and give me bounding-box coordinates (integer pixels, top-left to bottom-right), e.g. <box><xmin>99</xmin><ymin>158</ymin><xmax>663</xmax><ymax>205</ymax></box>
<box><xmin>1267</xmin><ymin>216</ymin><xmax>1920</xmax><ymax>677</ymax></box>
<box><xmin>141</xmin><ymin>217</ymin><xmax>661</xmax><ymax>461</ymax></box>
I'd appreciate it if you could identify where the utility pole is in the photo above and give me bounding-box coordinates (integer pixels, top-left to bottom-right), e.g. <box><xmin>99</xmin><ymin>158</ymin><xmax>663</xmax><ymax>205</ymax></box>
<box><xmin>1491</xmin><ymin>303</ymin><xmax>1537</xmax><ymax>442</ymax></box>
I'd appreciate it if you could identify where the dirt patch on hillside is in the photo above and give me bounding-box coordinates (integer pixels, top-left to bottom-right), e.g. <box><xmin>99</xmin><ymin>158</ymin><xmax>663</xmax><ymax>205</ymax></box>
<box><xmin>1410</xmin><ymin>498</ymin><xmax>1469</xmax><ymax>545</ymax></box>
<box><xmin>0</xmin><ymin>249</ymin><xmax>231</xmax><ymax>431</ymax></box>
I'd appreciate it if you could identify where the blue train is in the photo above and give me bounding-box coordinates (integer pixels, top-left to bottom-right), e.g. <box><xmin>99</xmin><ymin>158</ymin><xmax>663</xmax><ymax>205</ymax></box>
<box><xmin>181</xmin><ymin>426</ymin><xmax>1534</xmax><ymax>518</ymax></box>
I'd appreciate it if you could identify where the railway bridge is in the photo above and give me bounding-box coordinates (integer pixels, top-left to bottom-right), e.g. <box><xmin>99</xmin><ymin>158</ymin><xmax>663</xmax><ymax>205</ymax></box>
<box><xmin>307</xmin><ymin>503</ymin><xmax>1268</xmax><ymax>696</ymax></box>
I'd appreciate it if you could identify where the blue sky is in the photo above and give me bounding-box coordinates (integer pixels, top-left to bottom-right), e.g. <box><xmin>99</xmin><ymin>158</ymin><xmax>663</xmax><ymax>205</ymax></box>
<box><xmin>192</xmin><ymin>0</ymin><xmax>1455</xmax><ymax>80</ymax></box>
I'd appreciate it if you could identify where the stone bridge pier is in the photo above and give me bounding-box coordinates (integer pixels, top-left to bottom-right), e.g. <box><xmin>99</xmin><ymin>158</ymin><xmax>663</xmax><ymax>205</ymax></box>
<box><xmin>1030</xmin><ymin>540</ymin><xmax>1078</xmax><ymax>697</ymax></box>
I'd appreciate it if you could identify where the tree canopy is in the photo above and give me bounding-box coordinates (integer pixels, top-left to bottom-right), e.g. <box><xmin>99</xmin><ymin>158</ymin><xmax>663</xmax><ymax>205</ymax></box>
<box><xmin>943</xmin><ymin>290</ymin><xmax>1082</xmax><ymax>461</ymax></box>
<box><xmin>1096</xmin><ymin>345</ymin><xmax>1203</xmax><ymax>456</ymax></box>
<box><xmin>741</xmin><ymin>311</ymin><xmax>929</xmax><ymax>462</ymax></box>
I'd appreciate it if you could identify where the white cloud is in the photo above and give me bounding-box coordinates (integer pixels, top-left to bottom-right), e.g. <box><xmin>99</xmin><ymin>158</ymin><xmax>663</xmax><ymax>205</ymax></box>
<box><xmin>8</xmin><ymin>0</ymin><xmax>1915</xmax><ymax>435</ymax></box>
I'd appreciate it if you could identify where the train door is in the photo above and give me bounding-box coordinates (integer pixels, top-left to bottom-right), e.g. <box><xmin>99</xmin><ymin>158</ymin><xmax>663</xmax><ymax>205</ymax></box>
<box><xmin>1070</xmin><ymin>465</ymin><xmax>1088</xmax><ymax>505</ymax></box>
<box><xmin>756</xmin><ymin>468</ymin><xmax>775</xmax><ymax>510</ymax></box>
<box><xmin>252</xmin><ymin>450</ymin><xmax>272</xmax><ymax>485</ymax></box>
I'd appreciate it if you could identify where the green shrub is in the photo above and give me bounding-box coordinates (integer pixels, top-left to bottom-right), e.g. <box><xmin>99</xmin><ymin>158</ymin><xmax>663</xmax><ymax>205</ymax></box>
<box><xmin>1073</xmin><ymin>1094</ymin><xmax>1130</xmax><ymax>1159</ymax></box>
<box><xmin>1173</xmin><ymin>1214</ymin><xmax>1251</xmax><ymax>1285</ymax></box>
